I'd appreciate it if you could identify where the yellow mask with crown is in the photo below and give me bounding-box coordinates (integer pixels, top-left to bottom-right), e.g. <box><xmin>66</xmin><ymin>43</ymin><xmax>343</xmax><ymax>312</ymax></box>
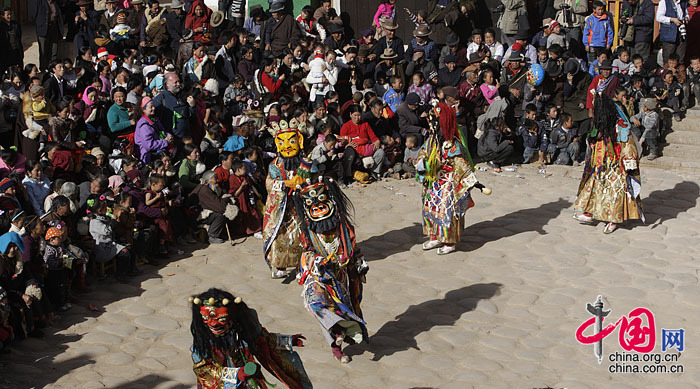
<box><xmin>272</xmin><ymin>119</ymin><xmax>304</xmax><ymax>158</ymax></box>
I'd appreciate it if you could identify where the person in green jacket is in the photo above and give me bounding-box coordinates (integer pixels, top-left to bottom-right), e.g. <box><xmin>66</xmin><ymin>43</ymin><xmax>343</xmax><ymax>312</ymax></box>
<box><xmin>107</xmin><ymin>87</ymin><xmax>136</xmax><ymax>134</ymax></box>
<box><xmin>178</xmin><ymin>143</ymin><xmax>201</xmax><ymax>194</ymax></box>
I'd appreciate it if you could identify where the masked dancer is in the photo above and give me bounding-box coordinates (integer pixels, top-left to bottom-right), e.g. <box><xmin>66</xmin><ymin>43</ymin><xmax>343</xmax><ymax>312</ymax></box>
<box><xmin>293</xmin><ymin>174</ymin><xmax>369</xmax><ymax>364</ymax></box>
<box><xmin>262</xmin><ymin>120</ymin><xmax>308</xmax><ymax>279</ymax></box>
<box><xmin>573</xmin><ymin>93</ymin><xmax>643</xmax><ymax>233</ymax></box>
<box><xmin>190</xmin><ymin>288</ymin><xmax>312</xmax><ymax>388</ymax></box>
<box><xmin>416</xmin><ymin>88</ymin><xmax>491</xmax><ymax>255</ymax></box>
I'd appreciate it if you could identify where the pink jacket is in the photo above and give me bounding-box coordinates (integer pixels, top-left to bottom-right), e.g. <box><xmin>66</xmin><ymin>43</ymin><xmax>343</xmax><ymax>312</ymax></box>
<box><xmin>373</xmin><ymin>3</ymin><xmax>395</xmax><ymax>27</ymax></box>
<box><xmin>480</xmin><ymin>84</ymin><xmax>499</xmax><ymax>105</ymax></box>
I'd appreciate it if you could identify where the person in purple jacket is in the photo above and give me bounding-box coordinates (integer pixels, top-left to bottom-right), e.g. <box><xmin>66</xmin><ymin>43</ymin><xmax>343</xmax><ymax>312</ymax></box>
<box><xmin>134</xmin><ymin>96</ymin><xmax>174</xmax><ymax>164</ymax></box>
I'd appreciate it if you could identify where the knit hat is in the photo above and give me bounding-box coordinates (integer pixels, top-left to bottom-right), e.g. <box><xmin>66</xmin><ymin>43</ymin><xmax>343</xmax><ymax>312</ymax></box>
<box><xmin>97</xmin><ymin>47</ymin><xmax>109</xmax><ymax>59</ymax></box>
<box><xmin>512</xmin><ymin>42</ymin><xmax>523</xmax><ymax>52</ymax></box>
<box><xmin>30</xmin><ymin>85</ymin><xmax>45</xmax><ymax>98</ymax></box>
<box><xmin>0</xmin><ymin>178</ymin><xmax>13</xmax><ymax>193</ymax></box>
<box><xmin>427</xmin><ymin>70</ymin><xmax>438</xmax><ymax>80</ymax></box>
<box><xmin>116</xmin><ymin>12</ymin><xmax>127</xmax><ymax>24</ymax></box>
<box><xmin>45</xmin><ymin>227</ymin><xmax>63</xmax><ymax>241</ymax></box>
<box><xmin>141</xmin><ymin>96</ymin><xmax>153</xmax><ymax>109</ymax></box>
<box><xmin>203</xmin><ymin>78</ymin><xmax>219</xmax><ymax>96</ymax></box>
<box><xmin>232</xmin><ymin>114</ymin><xmax>250</xmax><ymax>127</ymax></box>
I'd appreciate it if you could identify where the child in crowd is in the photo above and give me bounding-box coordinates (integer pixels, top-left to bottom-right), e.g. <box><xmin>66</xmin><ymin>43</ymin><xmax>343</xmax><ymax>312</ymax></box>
<box><xmin>628</xmin><ymin>74</ymin><xmax>648</xmax><ymax>113</ymax></box>
<box><xmin>397</xmin><ymin>134</ymin><xmax>420</xmax><ymax>178</ymax></box>
<box><xmin>583</xmin><ymin>1</ymin><xmax>614</xmax><ymax>62</ymax></box>
<box><xmin>547</xmin><ymin>21</ymin><xmax>567</xmax><ymax>50</ymax></box>
<box><xmin>228</xmin><ymin>160</ymin><xmax>262</xmax><ymax>238</ymax></box>
<box><xmin>588</xmin><ymin>50</ymin><xmax>608</xmax><ymax>77</ymax></box>
<box><xmin>688</xmin><ymin>56</ymin><xmax>700</xmax><ymax>109</ymax></box>
<box><xmin>223</xmin><ymin>74</ymin><xmax>250</xmax><ymax>116</ymax></box>
<box><xmin>200</xmin><ymin>124</ymin><xmax>224</xmax><ymax>169</ymax></box>
<box><xmin>631</xmin><ymin>98</ymin><xmax>660</xmax><ymax>160</ymax></box>
<box><xmin>407</xmin><ymin>72</ymin><xmax>434</xmax><ymax>104</ymax></box>
<box><xmin>311</xmin><ymin>134</ymin><xmax>344</xmax><ymax>181</ymax></box>
<box><xmin>380</xmin><ymin>135</ymin><xmax>403</xmax><ymax>177</ymax></box>
<box><xmin>43</xmin><ymin>226</ymin><xmax>71</xmax><ymax>312</ymax></box>
<box><xmin>480</xmin><ymin>69</ymin><xmax>500</xmax><ymax>105</ymax></box>
<box><xmin>403</xmin><ymin>7</ymin><xmax>427</xmax><ymax>27</ymax></box>
<box><xmin>383</xmin><ymin>76</ymin><xmax>404</xmax><ymax>113</ymax></box>
<box><xmin>144</xmin><ymin>174</ymin><xmax>175</xmax><ymax>254</ymax></box>
<box><xmin>548</xmin><ymin>112</ymin><xmax>580</xmax><ymax>165</ymax></box>
<box><xmin>521</xmin><ymin>119</ymin><xmax>541</xmax><ymax>164</ymax></box>
<box><xmin>466</xmin><ymin>29</ymin><xmax>484</xmax><ymax>59</ymax></box>
<box><xmin>652</xmin><ymin>69</ymin><xmax>684</xmax><ymax>122</ymax></box>
<box><xmin>23</xmin><ymin>160</ymin><xmax>51</xmax><ymax>215</ymax></box>
<box><xmin>87</xmin><ymin>195</ymin><xmax>138</xmax><ymax>282</ymax></box>
<box><xmin>612</xmin><ymin>47</ymin><xmax>634</xmax><ymax>78</ymax></box>
<box><xmin>628</xmin><ymin>54</ymin><xmax>644</xmax><ymax>76</ymax></box>
<box><xmin>109</xmin><ymin>12</ymin><xmax>132</xmax><ymax>43</ymax></box>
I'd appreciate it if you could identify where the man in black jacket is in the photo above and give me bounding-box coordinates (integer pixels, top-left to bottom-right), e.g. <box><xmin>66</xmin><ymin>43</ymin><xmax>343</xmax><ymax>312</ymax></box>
<box><xmin>373</xmin><ymin>19</ymin><xmax>404</xmax><ymax>62</ymax></box>
<box><xmin>43</xmin><ymin>61</ymin><xmax>66</xmax><ymax>107</ymax></box>
<box><xmin>166</xmin><ymin>0</ymin><xmax>187</xmax><ymax>53</ymax></box>
<box><xmin>621</xmin><ymin>0</ymin><xmax>655</xmax><ymax>61</ymax></box>
<box><xmin>30</xmin><ymin>0</ymin><xmax>64</xmax><ymax>71</ymax></box>
<box><xmin>0</xmin><ymin>8</ymin><xmax>22</xmax><ymax>76</ymax></box>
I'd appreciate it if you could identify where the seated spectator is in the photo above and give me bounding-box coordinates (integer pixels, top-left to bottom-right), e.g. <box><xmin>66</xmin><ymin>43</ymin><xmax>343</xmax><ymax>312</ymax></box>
<box><xmin>547</xmin><ymin>112</ymin><xmax>581</xmax><ymax>165</ymax></box>
<box><xmin>438</xmin><ymin>55</ymin><xmax>463</xmax><ymax>87</ymax></box>
<box><xmin>190</xmin><ymin>171</ymin><xmax>239</xmax><ymax>243</ymax></box>
<box><xmin>396</xmin><ymin>92</ymin><xmax>426</xmax><ymax>142</ymax></box>
<box><xmin>107</xmin><ymin>86</ymin><xmax>136</xmax><ymax>134</ymax></box>
<box><xmin>477</xmin><ymin>118</ymin><xmax>514</xmax><ymax>171</ymax></box>
<box><xmin>652</xmin><ymin>69</ymin><xmax>684</xmax><ymax>122</ymax></box>
<box><xmin>382</xmin><ymin>76</ymin><xmax>404</xmax><ymax>113</ymax></box>
<box><xmin>340</xmin><ymin>106</ymin><xmax>385</xmax><ymax>184</ymax></box>
<box><xmin>480</xmin><ymin>69</ymin><xmax>500</xmax><ymax>105</ymax></box>
<box><xmin>631</xmin><ymin>98</ymin><xmax>660</xmax><ymax>160</ymax></box>
<box><xmin>311</xmin><ymin>134</ymin><xmax>343</xmax><ymax>180</ymax></box>
<box><xmin>178</xmin><ymin>143</ymin><xmax>202</xmax><ymax>194</ymax></box>
<box><xmin>135</xmin><ymin>97</ymin><xmax>174</xmax><ymax>164</ymax></box>
<box><xmin>407</xmin><ymin>72</ymin><xmax>435</xmax><ymax>104</ymax></box>
<box><xmin>22</xmin><ymin>160</ymin><xmax>51</xmax><ymax>215</ymax></box>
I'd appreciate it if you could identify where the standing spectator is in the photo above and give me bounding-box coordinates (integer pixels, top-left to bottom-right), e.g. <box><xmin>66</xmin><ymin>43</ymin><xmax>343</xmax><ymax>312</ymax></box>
<box><xmin>621</xmin><ymin>0</ymin><xmax>656</xmax><ymax>61</ymax></box>
<box><xmin>554</xmin><ymin>0</ymin><xmax>589</xmax><ymax>57</ymax></box>
<box><xmin>687</xmin><ymin>0</ymin><xmax>699</xmax><ymax>62</ymax></box>
<box><xmin>498</xmin><ymin>0</ymin><xmax>527</xmax><ymax>47</ymax></box>
<box><xmin>140</xmin><ymin>0</ymin><xmax>168</xmax><ymax>50</ymax></box>
<box><xmin>583</xmin><ymin>1</ymin><xmax>614</xmax><ymax>63</ymax></box>
<box><xmin>297</xmin><ymin>5</ymin><xmax>326</xmax><ymax>41</ymax></box>
<box><xmin>0</xmin><ymin>8</ymin><xmax>23</xmax><ymax>76</ymax></box>
<box><xmin>264</xmin><ymin>2</ymin><xmax>302</xmax><ymax>57</ymax></box>
<box><xmin>43</xmin><ymin>62</ymin><xmax>66</xmax><ymax>108</ymax></box>
<box><xmin>166</xmin><ymin>0</ymin><xmax>188</xmax><ymax>53</ymax></box>
<box><xmin>656</xmin><ymin>0</ymin><xmax>689</xmax><ymax>64</ymax></box>
<box><xmin>30</xmin><ymin>0</ymin><xmax>65</xmax><ymax>71</ymax></box>
<box><xmin>73</xmin><ymin>1</ymin><xmax>99</xmax><ymax>55</ymax></box>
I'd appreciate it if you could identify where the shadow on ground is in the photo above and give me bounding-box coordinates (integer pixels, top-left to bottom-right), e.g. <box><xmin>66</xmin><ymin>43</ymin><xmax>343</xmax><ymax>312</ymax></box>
<box><xmin>640</xmin><ymin>181</ymin><xmax>699</xmax><ymax>227</ymax></box>
<box><xmin>457</xmin><ymin>198</ymin><xmax>571</xmax><ymax>252</ymax></box>
<box><xmin>0</xmin><ymin>243</ymin><xmax>206</xmax><ymax>388</ymax></box>
<box><xmin>347</xmin><ymin>283</ymin><xmax>502</xmax><ymax>361</ymax></box>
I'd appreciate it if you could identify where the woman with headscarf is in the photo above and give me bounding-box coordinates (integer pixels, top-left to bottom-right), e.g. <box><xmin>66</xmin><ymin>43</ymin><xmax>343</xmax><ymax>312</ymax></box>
<box><xmin>0</xmin><ymin>231</ymin><xmax>52</xmax><ymax>339</ymax></box>
<box><xmin>184</xmin><ymin>0</ymin><xmax>211</xmax><ymax>43</ymax></box>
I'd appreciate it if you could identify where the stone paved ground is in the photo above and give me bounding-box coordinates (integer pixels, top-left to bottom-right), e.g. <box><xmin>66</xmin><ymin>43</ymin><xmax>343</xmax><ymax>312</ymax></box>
<box><xmin>1</xmin><ymin>162</ymin><xmax>699</xmax><ymax>389</ymax></box>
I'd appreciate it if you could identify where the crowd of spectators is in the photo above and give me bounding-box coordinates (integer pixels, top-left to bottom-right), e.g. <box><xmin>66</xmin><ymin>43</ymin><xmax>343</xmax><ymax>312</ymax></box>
<box><xmin>0</xmin><ymin>0</ymin><xmax>697</xmax><ymax>347</ymax></box>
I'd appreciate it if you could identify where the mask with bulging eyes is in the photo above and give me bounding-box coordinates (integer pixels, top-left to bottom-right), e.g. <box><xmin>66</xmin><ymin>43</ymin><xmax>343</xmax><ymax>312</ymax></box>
<box><xmin>199</xmin><ymin>305</ymin><xmax>232</xmax><ymax>336</ymax></box>
<box><xmin>300</xmin><ymin>183</ymin><xmax>338</xmax><ymax>233</ymax></box>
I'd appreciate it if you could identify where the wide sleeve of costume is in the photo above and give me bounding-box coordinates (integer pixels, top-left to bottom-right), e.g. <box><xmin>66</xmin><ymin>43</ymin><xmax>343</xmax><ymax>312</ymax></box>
<box><xmin>253</xmin><ymin>327</ymin><xmax>313</xmax><ymax>389</ymax></box>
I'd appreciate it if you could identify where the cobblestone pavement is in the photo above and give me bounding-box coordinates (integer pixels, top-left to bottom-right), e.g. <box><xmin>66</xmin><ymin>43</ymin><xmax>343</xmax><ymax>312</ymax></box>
<box><xmin>1</xmin><ymin>163</ymin><xmax>700</xmax><ymax>389</ymax></box>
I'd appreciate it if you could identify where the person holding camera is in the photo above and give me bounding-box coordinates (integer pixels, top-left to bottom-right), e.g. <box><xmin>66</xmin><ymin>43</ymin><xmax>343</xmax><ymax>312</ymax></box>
<box><xmin>554</xmin><ymin>0</ymin><xmax>589</xmax><ymax>58</ymax></box>
<box><xmin>620</xmin><ymin>0</ymin><xmax>656</xmax><ymax>61</ymax></box>
<box><xmin>656</xmin><ymin>0</ymin><xmax>689</xmax><ymax>65</ymax></box>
